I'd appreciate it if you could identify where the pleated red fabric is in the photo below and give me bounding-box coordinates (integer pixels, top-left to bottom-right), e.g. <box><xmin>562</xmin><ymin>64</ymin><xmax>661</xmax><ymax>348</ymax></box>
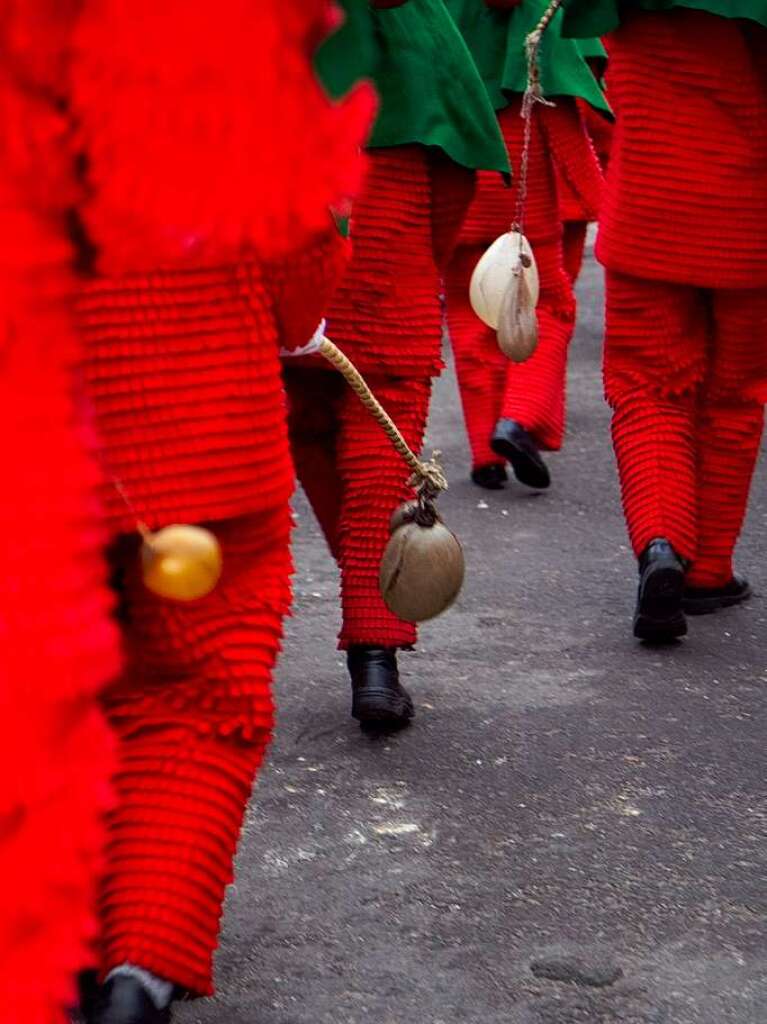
<box><xmin>324</xmin><ymin>146</ymin><xmax>445</xmax><ymax>378</ymax></box>
<box><xmin>561</xmin><ymin>220</ymin><xmax>589</xmax><ymax>285</ymax></box>
<box><xmin>446</xmin><ymin>98</ymin><xmax>589</xmax><ymax>458</ymax></box>
<box><xmin>604</xmin><ymin>272</ymin><xmax>767</xmax><ymax>584</ymax></box>
<box><xmin>99</xmin><ymin>506</ymin><xmax>292</xmax><ymax>995</ymax></box>
<box><xmin>79</xmin><ymin>262</ymin><xmax>294</xmax><ymax>533</ymax></box>
<box><xmin>444</xmin><ymin>246</ymin><xmax>507</xmax><ymax>471</ymax></box>
<box><xmin>598</xmin><ymin>10</ymin><xmax>767</xmax><ymax>288</ymax></box>
<box><xmin>286</xmin><ymin>369</ymin><xmax>432</xmax><ymax>649</ymax></box>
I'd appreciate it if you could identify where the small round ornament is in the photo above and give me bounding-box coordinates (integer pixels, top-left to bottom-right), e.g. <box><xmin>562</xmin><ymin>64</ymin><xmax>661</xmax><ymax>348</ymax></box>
<box><xmin>469</xmin><ymin>231</ymin><xmax>539</xmax><ymax>329</ymax></box>
<box><xmin>380</xmin><ymin>502</ymin><xmax>465</xmax><ymax>623</ymax></box>
<box><xmin>141</xmin><ymin>524</ymin><xmax>223</xmax><ymax>601</ymax></box>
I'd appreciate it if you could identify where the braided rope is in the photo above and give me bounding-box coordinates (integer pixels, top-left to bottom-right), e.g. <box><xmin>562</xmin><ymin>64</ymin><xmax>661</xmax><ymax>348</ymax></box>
<box><xmin>318</xmin><ymin>337</ymin><xmax>448</xmax><ymax>497</ymax></box>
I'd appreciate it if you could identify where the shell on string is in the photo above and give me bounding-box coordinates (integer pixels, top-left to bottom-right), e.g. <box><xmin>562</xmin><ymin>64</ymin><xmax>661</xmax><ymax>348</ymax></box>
<box><xmin>141</xmin><ymin>524</ymin><xmax>223</xmax><ymax>601</ymax></box>
<box><xmin>380</xmin><ymin>500</ymin><xmax>465</xmax><ymax>623</ymax></box>
<box><xmin>469</xmin><ymin>231</ymin><xmax>539</xmax><ymax>329</ymax></box>
<box><xmin>496</xmin><ymin>267</ymin><xmax>539</xmax><ymax>363</ymax></box>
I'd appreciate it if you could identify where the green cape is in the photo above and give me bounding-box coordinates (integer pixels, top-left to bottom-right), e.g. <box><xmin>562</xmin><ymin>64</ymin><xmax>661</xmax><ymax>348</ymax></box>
<box><xmin>443</xmin><ymin>0</ymin><xmax>609</xmax><ymax>114</ymax></box>
<box><xmin>316</xmin><ymin>0</ymin><xmax>510</xmax><ymax>174</ymax></box>
<box><xmin>561</xmin><ymin>0</ymin><xmax>767</xmax><ymax>36</ymax></box>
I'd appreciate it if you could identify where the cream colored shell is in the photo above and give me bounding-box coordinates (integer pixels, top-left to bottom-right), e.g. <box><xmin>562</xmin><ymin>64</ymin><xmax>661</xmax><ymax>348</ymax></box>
<box><xmin>469</xmin><ymin>231</ymin><xmax>540</xmax><ymax>329</ymax></box>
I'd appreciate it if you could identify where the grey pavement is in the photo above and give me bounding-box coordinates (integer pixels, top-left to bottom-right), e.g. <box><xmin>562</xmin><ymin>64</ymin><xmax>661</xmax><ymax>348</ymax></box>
<box><xmin>179</xmin><ymin>245</ymin><xmax>766</xmax><ymax>1024</ymax></box>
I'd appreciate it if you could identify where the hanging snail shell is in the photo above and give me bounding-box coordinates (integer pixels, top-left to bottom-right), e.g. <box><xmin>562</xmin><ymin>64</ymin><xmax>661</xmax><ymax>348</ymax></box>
<box><xmin>141</xmin><ymin>524</ymin><xmax>223</xmax><ymax>601</ymax></box>
<box><xmin>380</xmin><ymin>500</ymin><xmax>465</xmax><ymax>623</ymax></box>
<box><xmin>469</xmin><ymin>231</ymin><xmax>539</xmax><ymax>330</ymax></box>
<box><xmin>497</xmin><ymin>266</ymin><xmax>539</xmax><ymax>363</ymax></box>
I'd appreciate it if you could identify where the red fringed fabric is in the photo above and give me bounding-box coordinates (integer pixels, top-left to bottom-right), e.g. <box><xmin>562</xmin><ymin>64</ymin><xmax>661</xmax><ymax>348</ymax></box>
<box><xmin>79</xmin><ymin>262</ymin><xmax>295</xmax><ymax>533</ymax></box>
<box><xmin>444</xmin><ymin>246</ymin><xmax>507</xmax><ymax>470</ymax></box>
<box><xmin>0</xmin><ymin>6</ymin><xmax>119</xmax><ymax>1019</ymax></box>
<box><xmin>447</xmin><ymin>100</ymin><xmax>580</xmax><ymax>455</ymax></box>
<box><xmin>324</xmin><ymin>146</ymin><xmax>445</xmax><ymax>378</ymax></box>
<box><xmin>604</xmin><ymin>272</ymin><xmax>767</xmax><ymax>582</ymax></box>
<box><xmin>286</xmin><ymin>369</ymin><xmax>432</xmax><ymax>649</ymax></box>
<box><xmin>598</xmin><ymin>10</ymin><xmax>767</xmax><ymax>288</ymax></box>
<box><xmin>100</xmin><ymin>507</ymin><xmax>291</xmax><ymax>995</ymax></box>
<box><xmin>71</xmin><ymin>0</ymin><xmax>374</xmax><ymax>274</ymax></box>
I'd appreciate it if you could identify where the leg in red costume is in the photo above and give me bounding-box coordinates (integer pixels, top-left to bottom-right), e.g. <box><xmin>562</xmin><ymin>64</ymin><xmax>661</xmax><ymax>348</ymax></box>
<box><xmin>444</xmin><ymin>244</ymin><xmax>506</xmax><ymax>474</ymax></box>
<box><xmin>604</xmin><ymin>272</ymin><xmax>767</xmax><ymax>633</ymax></box>
<box><xmin>100</xmin><ymin>507</ymin><xmax>291</xmax><ymax>997</ymax></box>
<box><xmin>688</xmin><ymin>288</ymin><xmax>767</xmax><ymax>589</ymax></box>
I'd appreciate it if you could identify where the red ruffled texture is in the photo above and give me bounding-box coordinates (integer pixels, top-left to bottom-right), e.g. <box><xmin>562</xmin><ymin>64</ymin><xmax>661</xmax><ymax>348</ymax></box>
<box><xmin>286</xmin><ymin>370</ymin><xmax>431</xmax><ymax>649</ymax></box>
<box><xmin>0</xmin><ymin>6</ymin><xmax>119</xmax><ymax>1020</ymax></box>
<box><xmin>71</xmin><ymin>0</ymin><xmax>375</xmax><ymax>274</ymax></box>
<box><xmin>597</xmin><ymin>10</ymin><xmax>767</xmax><ymax>288</ymax></box>
<box><xmin>604</xmin><ymin>271</ymin><xmax>767</xmax><ymax>583</ymax></box>
<box><xmin>324</xmin><ymin>145</ymin><xmax>468</xmax><ymax>378</ymax></box>
<box><xmin>100</xmin><ymin>507</ymin><xmax>291</xmax><ymax>995</ymax></box>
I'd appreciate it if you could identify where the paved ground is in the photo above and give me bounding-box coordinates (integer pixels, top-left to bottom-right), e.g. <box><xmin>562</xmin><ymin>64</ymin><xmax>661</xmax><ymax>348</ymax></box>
<box><xmin>180</xmin><ymin>246</ymin><xmax>766</xmax><ymax>1024</ymax></box>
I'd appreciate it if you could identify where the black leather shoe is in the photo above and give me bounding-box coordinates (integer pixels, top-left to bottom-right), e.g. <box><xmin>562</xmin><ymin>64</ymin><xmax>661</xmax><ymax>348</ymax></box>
<box><xmin>471</xmin><ymin>463</ymin><xmax>508</xmax><ymax>490</ymax></box>
<box><xmin>633</xmin><ymin>538</ymin><xmax>687</xmax><ymax>642</ymax></box>
<box><xmin>683</xmin><ymin>574</ymin><xmax>752</xmax><ymax>616</ymax></box>
<box><xmin>84</xmin><ymin>977</ymin><xmax>171</xmax><ymax>1024</ymax></box>
<box><xmin>490</xmin><ymin>419</ymin><xmax>550</xmax><ymax>490</ymax></box>
<box><xmin>348</xmin><ymin>646</ymin><xmax>414</xmax><ymax>731</ymax></box>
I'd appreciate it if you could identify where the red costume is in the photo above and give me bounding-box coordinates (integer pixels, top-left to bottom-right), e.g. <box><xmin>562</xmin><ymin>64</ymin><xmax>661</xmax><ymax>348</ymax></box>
<box><xmin>0</xmin><ymin>6</ymin><xmax>120</xmax><ymax>1023</ymax></box>
<box><xmin>593</xmin><ymin>10</ymin><xmax>767</xmax><ymax>590</ymax></box>
<box><xmin>66</xmin><ymin>0</ymin><xmax>373</xmax><ymax>1005</ymax></box>
<box><xmin>446</xmin><ymin>98</ymin><xmax>603</xmax><ymax>474</ymax></box>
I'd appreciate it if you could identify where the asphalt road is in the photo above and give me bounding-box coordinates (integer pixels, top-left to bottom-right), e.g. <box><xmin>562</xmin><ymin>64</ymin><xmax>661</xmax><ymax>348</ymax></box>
<box><xmin>179</xmin><ymin>245</ymin><xmax>766</xmax><ymax>1024</ymax></box>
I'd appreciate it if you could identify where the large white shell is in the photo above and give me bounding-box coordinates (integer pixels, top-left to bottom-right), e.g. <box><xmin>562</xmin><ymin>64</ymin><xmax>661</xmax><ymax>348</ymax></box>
<box><xmin>496</xmin><ymin>270</ymin><xmax>539</xmax><ymax>363</ymax></box>
<box><xmin>469</xmin><ymin>231</ymin><xmax>539</xmax><ymax>329</ymax></box>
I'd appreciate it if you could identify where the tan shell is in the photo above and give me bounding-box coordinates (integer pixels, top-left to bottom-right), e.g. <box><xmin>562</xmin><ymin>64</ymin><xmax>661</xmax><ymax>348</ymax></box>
<box><xmin>496</xmin><ymin>269</ymin><xmax>539</xmax><ymax>363</ymax></box>
<box><xmin>142</xmin><ymin>524</ymin><xmax>223</xmax><ymax>601</ymax></box>
<box><xmin>380</xmin><ymin>520</ymin><xmax>465</xmax><ymax>623</ymax></box>
<box><xmin>469</xmin><ymin>231</ymin><xmax>539</xmax><ymax>329</ymax></box>
<box><xmin>389</xmin><ymin>501</ymin><xmax>419</xmax><ymax>535</ymax></box>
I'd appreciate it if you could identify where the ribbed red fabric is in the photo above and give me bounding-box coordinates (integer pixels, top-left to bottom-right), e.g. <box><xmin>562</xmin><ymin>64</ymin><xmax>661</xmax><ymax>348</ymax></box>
<box><xmin>444</xmin><ymin>246</ymin><xmax>507</xmax><ymax>470</ymax></box>
<box><xmin>598</xmin><ymin>10</ymin><xmax>767</xmax><ymax>288</ymax></box>
<box><xmin>99</xmin><ymin>506</ymin><xmax>291</xmax><ymax>995</ymax></box>
<box><xmin>285</xmin><ymin>368</ymin><xmax>432</xmax><ymax>649</ymax></box>
<box><xmin>324</xmin><ymin>146</ymin><xmax>445</xmax><ymax>378</ymax></box>
<box><xmin>447</xmin><ymin>99</ymin><xmax>587</xmax><ymax>456</ymax></box>
<box><xmin>604</xmin><ymin>272</ymin><xmax>767</xmax><ymax>584</ymax></box>
<box><xmin>79</xmin><ymin>262</ymin><xmax>294</xmax><ymax>533</ymax></box>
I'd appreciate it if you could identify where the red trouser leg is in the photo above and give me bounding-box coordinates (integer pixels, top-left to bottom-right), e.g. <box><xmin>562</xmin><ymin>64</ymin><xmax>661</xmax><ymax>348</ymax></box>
<box><xmin>336</xmin><ymin>375</ymin><xmax>432</xmax><ymax>650</ymax></box>
<box><xmin>687</xmin><ymin>288</ymin><xmax>767</xmax><ymax>587</ymax></box>
<box><xmin>284</xmin><ymin>367</ymin><xmax>345</xmax><ymax>560</ymax></box>
<box><xmin>444</xmin><ymin>244</ymin><xmax>506</xmax><ymax>469</ymax></box>
<box><xmin>499</xmin><ymin>237</ymin><xmax>576</xmax><ymax>451</ymax></box>
<box><xmin>604</xmin><ymin>272</ymin><xmax>705</xmax><ymax>561</ymax></box>
<box><xmin>562</xmin><ymin>220</ymin><xmax>588</xmax><ymax>286</ymax></box>
<box><xmin>99</xmin><ymin>506</ymin><xmax>291</xmax><ymax>996</ymax></box>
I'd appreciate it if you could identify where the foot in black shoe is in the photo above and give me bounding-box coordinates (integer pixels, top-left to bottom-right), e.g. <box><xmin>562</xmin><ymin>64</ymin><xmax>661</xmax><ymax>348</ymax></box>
<box><xmin>347</xmin><ymin>646</ymin><xmax>414</xmax><ymax>732</ymax></box>
<box><xmin>85</xmin><ymin>977</ymin><xmax>171</xmax><ymax>1024</ymax></box>
<box><xmin>683</xmin><ymin>574</ymin><xmax>752</xmax><ymax>616</ymax></box>
<box><xmin>471</xmin><ymin>463</ymin><xmax>508</xmax><ymax>490</ymax></box>
<box><xmin>490</xmin><ymin>419</ymin><xmax>550</xmax><ymax>490</ymax></box>
<box><xmin>633</xmin><ymin>538</ymin><xmax>687</xmax><ymax>643</ymax></box>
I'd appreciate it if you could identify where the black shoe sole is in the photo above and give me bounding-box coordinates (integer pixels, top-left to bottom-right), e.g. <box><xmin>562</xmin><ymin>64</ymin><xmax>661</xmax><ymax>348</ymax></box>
<box><xmin>470</xmin><ymin>469</ymin><xmax>507</xmax><ymax>490</ymax></box>
<box><xmin>352</xmin><ymin>686</ymin><xmax>414</xmax><ymax>732</ymax></box>
<box><xmin>634</xmin><ymin>562</ymin><xmax>687</xmax><ymax>642</ymax></box>
<box><xmin>490</xmin><ymin>436</ymin><xmax>550</xmax><ymax>490</ymax></box>
<box><xmin>683</xmin><ymin>583</ymin><xmax>752</xmax><ymax>616</ymax></box>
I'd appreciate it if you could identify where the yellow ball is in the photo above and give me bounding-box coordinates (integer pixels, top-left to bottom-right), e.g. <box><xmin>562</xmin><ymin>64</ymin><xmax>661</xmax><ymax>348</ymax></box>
<box><xmin>141</xmin><ymin>524</ymin><xmax>223</xmax><ymax>601</ymax></box>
